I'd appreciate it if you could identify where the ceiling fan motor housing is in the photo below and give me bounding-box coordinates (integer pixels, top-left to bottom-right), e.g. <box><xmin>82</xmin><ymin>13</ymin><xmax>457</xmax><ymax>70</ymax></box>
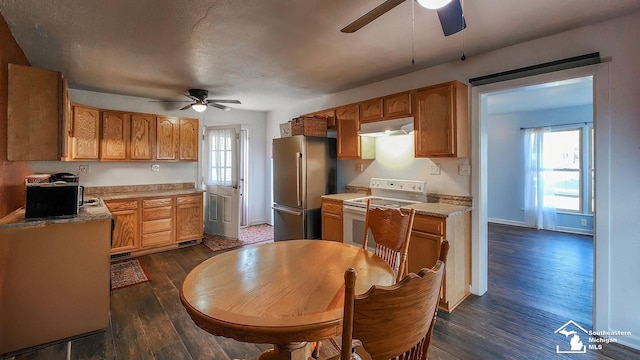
<box><xmin>189</xmin><ymin>88</ymin><xmax>208</xmax><ymax>101</ymax></box>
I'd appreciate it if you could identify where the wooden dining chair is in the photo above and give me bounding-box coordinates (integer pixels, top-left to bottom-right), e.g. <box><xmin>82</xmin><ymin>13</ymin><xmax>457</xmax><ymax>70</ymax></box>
<box><xmin>330</xmin><ymin>240</ymin><xmax>450</xmax><ymax>360</ymax></box>
<box><xmin>362</xmin><ymin>199</ymin><xmax>416</xmax><ymax>283</ymax></box>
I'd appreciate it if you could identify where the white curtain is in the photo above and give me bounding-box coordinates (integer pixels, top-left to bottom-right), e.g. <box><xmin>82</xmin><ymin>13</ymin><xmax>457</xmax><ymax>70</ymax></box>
<box><xmin>523</xmin><ymin>128</ymin><xmax>557</xmax><ymax>230</ymax></box>
<box><xmin>204</xmin><ymin>127</ymin><xmax>235</xmax><ymax>186</ymax></box>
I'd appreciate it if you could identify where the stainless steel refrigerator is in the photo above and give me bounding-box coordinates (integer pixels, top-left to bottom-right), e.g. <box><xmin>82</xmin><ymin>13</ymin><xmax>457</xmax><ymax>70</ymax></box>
<box><xmin>272</xmin><ymin>135</ymin><xmax>336</xmax><ymax>241</ymax></box>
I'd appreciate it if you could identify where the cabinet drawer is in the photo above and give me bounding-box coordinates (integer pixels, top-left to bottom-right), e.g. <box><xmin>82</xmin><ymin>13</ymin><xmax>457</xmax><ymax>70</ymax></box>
<box><xmin>322</xmin><ymin>201</ymin><xmax>342</xmax><ymax>215</ymax></box>
<box><xmin>142</xmin><ymin>218</ymin><xmax>173</xmax><ymax>234</ymax></box>
<box><xmin>412</xmin><ymin>215</ymin><xmax>444</xmax><ymax>235</ymax></box>
<box><xmin>105</xmin><ymin>200</ymin><xmax>138</xmax><ymax>211</ymax></box>
<box><xmin>177</xmin><ymin>194</ymin><xmax>202</xmax><ymax>205</ymax></box>
<box><xmin>142</xmin><ymin>231</ymin><xmax>173</xmax><ymax>248</ymax></box>
<box><xmin>142</xmin><ymin>206</ymin><xmax>172</xmax><ymax>221</ymax></box>
<box><xmin>143</xmin><ymin>197</ymin><xmax>173</xmax><ymax>208</ymax></box>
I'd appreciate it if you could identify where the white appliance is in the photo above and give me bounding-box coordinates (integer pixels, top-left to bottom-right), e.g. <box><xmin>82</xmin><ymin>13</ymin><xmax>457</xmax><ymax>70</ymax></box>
<box><xmin>343</xmin><ymin>178</ymin><xmax>427</xmax><ymax>250</ymax></box>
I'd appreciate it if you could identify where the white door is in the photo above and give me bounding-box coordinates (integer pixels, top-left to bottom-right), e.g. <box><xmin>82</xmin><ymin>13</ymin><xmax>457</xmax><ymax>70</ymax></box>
<box><xmin>202</xmin><ymin>125</ymin><xmax>240</xmax><ymax>239</ymax></box>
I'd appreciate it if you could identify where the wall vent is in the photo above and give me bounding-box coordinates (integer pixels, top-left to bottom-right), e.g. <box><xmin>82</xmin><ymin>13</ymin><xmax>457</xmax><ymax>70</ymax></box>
<box><xmin>179</xmin><ymin>240</ymin><xmax>198</xmax><ymax>248</ymax></box>
<box><xmin>110</xmin><ymin>252</ymin><xmax>131</xmax><ymax>262</ymax></box>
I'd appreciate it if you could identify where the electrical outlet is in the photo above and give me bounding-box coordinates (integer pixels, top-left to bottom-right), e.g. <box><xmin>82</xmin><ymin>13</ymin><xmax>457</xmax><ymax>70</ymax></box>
<box><xmin>151</xmin><ymin>164</ymin><xmax>160</xmax><ymax>172</ymax></box>
<box><xmin>580</xmin><ymin>218</ymin><xmax>587</xmax><ymax>226</ymax></box>
<box><xmin>78</xmin><ymin>165</ymin><xmax>90</xmax><ymax>173</ymax></box>
<box><xmin>430</xmin><ymin>164</ymin><xmax>441</xmax><ymax>175</ymax></box>
<box><xmin>458</xmin><ymin>164</ymin><xmax>471</xmax><ymax>176</ymax></box>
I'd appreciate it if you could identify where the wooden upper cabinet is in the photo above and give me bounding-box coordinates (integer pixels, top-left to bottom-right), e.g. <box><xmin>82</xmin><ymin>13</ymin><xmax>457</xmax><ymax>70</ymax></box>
<box><xmin>156</xmin><ymin>116</ymin><xmax>180</xmax><ymax>160</ymax></box>
<box><xmin>414</xmin><ymin>81</ymin><xmax>468</xmax><ymax>158</ymax></box>
<box><xmin>336</xmin><ymin>105</ymin><xmax>361</xmax><ymax>159</ymax></box>
<box><xmin>7</xmin><ymin>64</ymin><xmax>68</xmax><ymax>161</ymax></box>
<box><xmin>130</xmin><ymin>113</ymin><xmax>155</xmax><ymax>160</ymax></box>
<box><xmin>179</xmin><ymin>118</ymin><xmax>199</xmax><ymax>161</ymax></box>
<box><xmin>71</xmin><ymin>104</ymin><xmax>100</xmax><ymax>160</ymax></box>
<box><xmin>100</xmin><ymin>111</ymin><xmax>130</xmax><ymax>160</ymax></box>
<box><xmin>383</xmin><ymin>91</ymin><xmax>411</xmax><ymax>118</ymax></box>
<box><xmin>359</xmin><ymin>98</ymin><xmax>383</xmax><ymax>123</ymax></box>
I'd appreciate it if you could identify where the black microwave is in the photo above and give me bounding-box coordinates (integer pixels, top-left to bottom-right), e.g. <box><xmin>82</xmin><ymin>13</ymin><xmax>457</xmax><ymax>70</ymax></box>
<box><xmin>25</xmin><ymin>182</ymin><xmax>85</xmax><ymax>219</ymax></box>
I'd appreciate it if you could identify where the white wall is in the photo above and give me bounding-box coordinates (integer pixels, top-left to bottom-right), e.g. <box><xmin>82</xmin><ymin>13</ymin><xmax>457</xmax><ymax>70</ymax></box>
<box><xmin>29</xmin><ymin>89</ymin><xmax>269</xmax><ymax>226</ymax></box>
<box><xmin>265</xmin><ymin>12</ymin><xmax>640</xmax><ymax>349</ymax></box>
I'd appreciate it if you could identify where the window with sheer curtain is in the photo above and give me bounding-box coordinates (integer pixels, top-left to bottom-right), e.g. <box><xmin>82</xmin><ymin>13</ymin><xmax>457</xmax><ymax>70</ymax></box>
<box><xmin>524</xmin><ymin>124</ymin><xmax>592</xmax><ymax>230</ymax></box>
<box><xmin>205</xmin><ymin>127</ymin><xmax>234</xmax><ymax>186</ymax></box>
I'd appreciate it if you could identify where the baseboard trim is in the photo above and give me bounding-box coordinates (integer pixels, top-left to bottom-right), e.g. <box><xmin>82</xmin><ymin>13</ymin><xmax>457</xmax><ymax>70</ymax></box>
<box><xmin>488</xmin><ymin>218</ymin><xmax>593</xmax><ymax>236</ymax></box>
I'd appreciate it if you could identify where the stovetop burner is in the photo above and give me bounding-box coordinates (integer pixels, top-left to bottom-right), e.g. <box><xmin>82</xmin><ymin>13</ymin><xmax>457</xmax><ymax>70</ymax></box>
<box><xmin>343</xmin><ymin>178</ymin><xmax>427</xmax><ymax>209</ymax></box>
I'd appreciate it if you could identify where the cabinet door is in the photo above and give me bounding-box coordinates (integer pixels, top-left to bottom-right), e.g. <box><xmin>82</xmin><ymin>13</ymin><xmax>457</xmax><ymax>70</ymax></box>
<box><xmin>179</xmin><ymin>118</ymin><xmax>199</xmax><ymax>161</ymax></box>
<box><xmin>156</xmin><ymin>116</ymin><xmax>180</xmax><ymax>160</ymax></box>
<box><xmin>414</xmin><ymin>81</ymin><xmax>468</xmax><ymax>158</ymax></box>
<box><xmin>101</xmin><ymin>111</ymin><xmax>130</xmax><ymax>160</ymax></box>
<box><xmin>105</xmin><ymin>200</ymin><xmax>139</xmax><ymax>254</ymax></box>
<box><xmin>336</xmin><ymin>105</ymin><xmax>361</xmax><ymax>159</ymax></box>
<box><xmin>130</xmin><ymin>113</ymin><xmax>155</xmax><ymax>160</ymax></box>
<box><xmin>7</xmin><ymin>64</ymin><xmax>63</xmax><ymax>161</ymax></box>
<box><xmin>176</xmin><ymin>195</ymin><xmax>203</xmax><ymax>242</ymax></box>
<box><xmin>322</xmin><ymin>212</ymin><xmax>343</xmax><ymax>242</ymax></box>
<box><xmin>359</xmin><ymin>98</ymin><xmax>383</xmax><ymax>123</ymax></box>
<box><xmin>407</xmin><ymin>230</ymin><xmax>443</xmax><ymax>274</ymax></box>
<box><xmin>71</xmin><ymin>105</ymin><xmax>100</xmax><ymax>159</ymax></box>
<box><xmin>383</xmin><ymin>91</ymin><xmax>411</xmax><ymax>118</ymax></box>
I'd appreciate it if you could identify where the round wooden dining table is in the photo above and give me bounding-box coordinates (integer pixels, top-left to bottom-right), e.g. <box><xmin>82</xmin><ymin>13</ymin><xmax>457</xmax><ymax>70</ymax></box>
<box><xmin>180</xmin><ymin>239</ymin><xmax>394</xmax><ymax>360</ymax></box>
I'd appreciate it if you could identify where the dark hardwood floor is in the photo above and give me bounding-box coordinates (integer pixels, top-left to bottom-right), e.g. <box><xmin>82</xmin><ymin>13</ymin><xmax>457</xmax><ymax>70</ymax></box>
<box><xmin>4</xmin><ymin>223</ymin><xmax>639</xmax><ymax>359</ymax></box>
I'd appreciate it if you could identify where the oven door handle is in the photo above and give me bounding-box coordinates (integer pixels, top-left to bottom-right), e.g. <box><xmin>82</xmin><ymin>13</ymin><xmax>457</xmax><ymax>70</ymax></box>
<box><xmin>343</xmin><ymin>205</ymin><xmax>366</xmax><ymax>215</ymax></box>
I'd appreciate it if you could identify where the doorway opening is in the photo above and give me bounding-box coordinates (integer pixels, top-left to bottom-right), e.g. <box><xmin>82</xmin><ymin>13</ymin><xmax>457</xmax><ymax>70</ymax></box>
<box><xmin>470</xmin><ymin>64</ymin><xmax>611</xmax><ymax>332</ymax></box>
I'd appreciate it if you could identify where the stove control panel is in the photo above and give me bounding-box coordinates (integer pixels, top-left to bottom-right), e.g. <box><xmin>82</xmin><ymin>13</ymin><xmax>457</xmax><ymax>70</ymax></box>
<box><xmin>369</xmin><ymin>178</ymin><xmax>427</xmax><ymax>194</ymax></box>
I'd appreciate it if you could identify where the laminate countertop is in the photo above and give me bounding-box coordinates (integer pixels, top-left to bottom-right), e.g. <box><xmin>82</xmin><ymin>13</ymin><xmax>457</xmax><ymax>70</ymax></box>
<box><xmin>321</xmin><ymin>193</ymin><xmax>472</xmax><ymax>218</ymax></box>
<box><xmin>97</xmin><ymin>188</ymin><xmax>204</xmax><ymax>201</ymax></box>
<box><xmin>0</xmin><ymin>199</ymin><xmax>112</xmax><ymax>229</ymax></box>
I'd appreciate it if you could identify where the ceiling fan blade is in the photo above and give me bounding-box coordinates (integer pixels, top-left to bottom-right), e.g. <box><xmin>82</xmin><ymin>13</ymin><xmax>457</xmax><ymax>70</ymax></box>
<box><xmin>184</xmin><ymin>93</ymin><xmax>199</xmax><ymax>101</ymax></box>
<box><xmin>180</xmin><ymin>103</ymin><xmax>193</xmax><ymax>111</ymax></box>
<box><xmin>437</xmin><ymin>0</ymin><xmax>466</xmax><ymax>36</ymax></box>
<box><xmin>149</xmin><ymin>100</ymin><xmax>191</xmax><ymax>103</ymax></box>
<box><xmin>206</xmin><ymin>99</ymin><xmax>241</xmax><ymax>104</ymax></box>
<box><xmin>341</xmin><ymin>0</ymin><xmax>406</xmax><ymax>33</ymax></box>
<box><xmin>209</xmin><ymin>103</ymin><xmax>231</xmax><ymax>111</ymax></box>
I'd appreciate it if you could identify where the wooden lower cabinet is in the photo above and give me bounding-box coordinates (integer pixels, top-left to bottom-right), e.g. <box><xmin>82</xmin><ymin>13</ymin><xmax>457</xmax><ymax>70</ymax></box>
<box><xmin>141</xmin><ymin>197</ymin><xmax>174</xmax><ymax>249</ymax></box>
<box><xmin>176</xmin><ymin>194</ymin><xmax>204</xmax><ymax>242</ymax></box>
<box><xmin>104</xmin><ymin>199</ymin><xmax>139</xmax><ymax>254</ymax></box>
<box><xmin>407</xmin><ymin>211</ymin><xmax>470</xmax><ymax>312</ymax></box>
<box><xmin>321</xmin><ymin>198</ymin><xmax>343</xmax><ymax>242</ymax></box>
<box><xmin>106</xmin><ymin>193</ymin><xmax>203</xmax><ymax>256</ymax></box>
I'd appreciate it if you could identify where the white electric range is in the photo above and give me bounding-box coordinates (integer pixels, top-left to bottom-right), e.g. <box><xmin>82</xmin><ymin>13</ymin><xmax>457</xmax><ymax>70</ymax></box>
<box><xmin>343</xmin><ymin>178</ymin><xmax>427</xmax><ymax>250</ymax></box>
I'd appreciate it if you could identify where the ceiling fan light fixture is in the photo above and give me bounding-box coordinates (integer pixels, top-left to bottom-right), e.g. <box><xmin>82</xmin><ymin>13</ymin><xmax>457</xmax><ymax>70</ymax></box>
<box><xmin>416</xmin><ymin>0</ymin><xmax>452</xmax><ymax>10</ymax></box>
<box><xmin>191</xmin><ymin>102</ymin><xmax>208</xmax><ymax>112</ymax></box>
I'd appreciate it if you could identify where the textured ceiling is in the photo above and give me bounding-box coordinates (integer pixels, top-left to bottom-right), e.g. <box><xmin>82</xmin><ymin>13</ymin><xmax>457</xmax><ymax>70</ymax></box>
<box><xmin>1</xmin><ymin>0</ymin><xmax>639</xmax><ymax>111</ymax></box>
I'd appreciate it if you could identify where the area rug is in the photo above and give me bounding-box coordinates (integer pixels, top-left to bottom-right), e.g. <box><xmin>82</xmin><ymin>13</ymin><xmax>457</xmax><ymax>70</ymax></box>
<box><xmin>202</xmin><ymin>224</ymin><xmax>274</xmax><ymax>253</ymax></box>
<box><xmin>110</xmin><ymin>258</ymin><xmax>150</xmax><ymax>290</ymax></box>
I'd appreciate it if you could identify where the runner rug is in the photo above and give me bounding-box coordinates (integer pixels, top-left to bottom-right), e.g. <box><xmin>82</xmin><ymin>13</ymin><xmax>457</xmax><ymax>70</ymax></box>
<box><xmin>110</xmin><ymin>258</ymin><xmax>150</xmax><ymax>290</ymax></box>
<box><xmin>202</xmin><ymin>224</ymin><xmax>274</xmax><ymax>253</ymax></box>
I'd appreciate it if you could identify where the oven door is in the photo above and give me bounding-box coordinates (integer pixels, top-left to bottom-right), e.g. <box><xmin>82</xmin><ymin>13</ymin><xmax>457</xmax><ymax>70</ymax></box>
<box><xmin>342</xmin><ymin>205</ymin><xmax>375</xmax><ymax>251</ymax></box>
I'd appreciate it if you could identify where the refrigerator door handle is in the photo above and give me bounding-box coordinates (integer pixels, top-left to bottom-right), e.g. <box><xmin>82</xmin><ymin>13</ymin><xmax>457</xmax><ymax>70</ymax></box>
<box><xmin>296</xmin><ymin>152</ymin><xmax>302</xmax><ymax>206</ymax></box>
<box><xmin>272</xmin><ymin>205</ymin><xmax>302</xmax><ymax>216</ymax></box>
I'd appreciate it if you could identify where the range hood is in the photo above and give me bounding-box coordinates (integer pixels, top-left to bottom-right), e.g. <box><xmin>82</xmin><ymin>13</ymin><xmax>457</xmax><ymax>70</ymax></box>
<box><xmin>358</xmin><ymin>117</ymin><xmax>414</xmax><ymax>137</ymax></box>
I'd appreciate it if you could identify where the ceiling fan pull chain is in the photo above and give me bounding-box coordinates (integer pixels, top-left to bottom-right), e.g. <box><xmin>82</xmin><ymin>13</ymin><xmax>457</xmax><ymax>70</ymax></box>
<box><xmin>460</xmin><ymin>0</ymin><xmax>466</xmax><ymax>61</ymax></box>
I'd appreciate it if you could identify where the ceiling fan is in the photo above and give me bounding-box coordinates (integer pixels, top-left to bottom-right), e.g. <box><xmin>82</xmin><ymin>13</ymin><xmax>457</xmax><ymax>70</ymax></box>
<box><xmin>341</xmin><ymin>0</ymin><xmax>466</xmax><ymax>36</ymax></box>
<box><xmin>155</xmin><ymin>89</ymin><xmax>241</xmax><ymax>112</ymax></box>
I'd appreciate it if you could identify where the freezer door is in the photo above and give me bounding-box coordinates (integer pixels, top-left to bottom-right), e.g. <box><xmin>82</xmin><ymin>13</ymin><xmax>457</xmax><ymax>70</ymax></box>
<box><xmin>273</xmin><ymin>136</ymin><xmax>306</xmax><ymax>209</ymax></box>
<box><xmin>273</xmin><ymin>205</ymin><xmax>321</xmax><ymax>241</ymax></box>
